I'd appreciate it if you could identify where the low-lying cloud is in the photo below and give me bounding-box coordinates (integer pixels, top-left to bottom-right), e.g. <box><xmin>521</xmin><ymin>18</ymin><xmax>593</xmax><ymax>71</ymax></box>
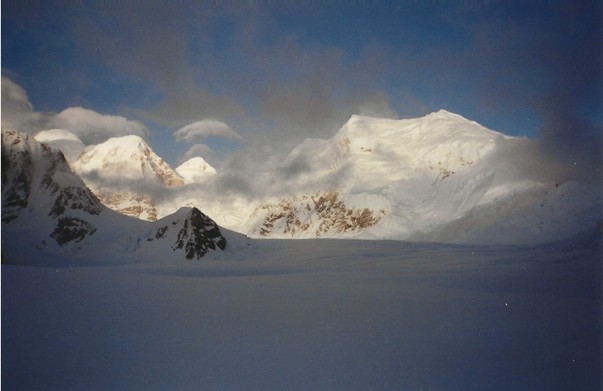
<box><xmin>54</xmin><ymin>107</ymin><xmax>149</xmax><ymax>145</ymax></box>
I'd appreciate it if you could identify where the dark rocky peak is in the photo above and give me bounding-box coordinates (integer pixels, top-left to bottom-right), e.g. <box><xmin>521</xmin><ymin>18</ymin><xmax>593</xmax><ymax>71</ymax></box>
<box><xmin>148</xmin><ymin>207</ymin><xmax>227</xmax><ymax>260</ymax></box>
<box><xmin>2</xmin><ymin>130</ymin><xmax>34</xmax><ymax>222</ymax></box>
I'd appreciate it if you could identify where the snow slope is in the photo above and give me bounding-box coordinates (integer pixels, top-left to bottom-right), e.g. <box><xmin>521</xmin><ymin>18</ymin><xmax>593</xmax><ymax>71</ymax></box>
<box><xmin>246</xmin><ymin>111</ymin><xmax>601</xmax><ymax>243</ymax></box>
<box><xmin>72</xmin><ymin>135</ymin><xmax>185</xmax><ymax>220</ymax></box>
<box><xmin>3</xmin><ymin>238</ymin><xmax>600</xmax><ymax>390</ymax></box>
<box><xmin>74</xmin><ymin>135</ymin><xmax>184</xmax><ymax>187</ymax></box>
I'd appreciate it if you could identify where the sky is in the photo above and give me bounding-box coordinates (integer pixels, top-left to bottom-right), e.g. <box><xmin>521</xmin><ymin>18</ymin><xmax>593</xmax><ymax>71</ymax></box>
<box><xmin>1</xmin><ymin>0</ymin><xmax>601</xmax><ymax>170</ymax></box>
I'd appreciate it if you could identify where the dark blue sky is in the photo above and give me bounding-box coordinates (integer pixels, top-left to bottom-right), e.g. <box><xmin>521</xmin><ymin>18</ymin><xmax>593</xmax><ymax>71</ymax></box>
<box><xmin>2</xmin><ymin>0</ymin><xmax>601</xmax><ymax>167</ymax></box>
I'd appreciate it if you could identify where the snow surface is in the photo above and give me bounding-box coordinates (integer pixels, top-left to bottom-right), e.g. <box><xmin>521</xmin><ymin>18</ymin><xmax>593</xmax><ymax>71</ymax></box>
<box><xmin>2</xmin><ymin>239</ymin><xmax>600</xmax><ymax>390</ymax></box>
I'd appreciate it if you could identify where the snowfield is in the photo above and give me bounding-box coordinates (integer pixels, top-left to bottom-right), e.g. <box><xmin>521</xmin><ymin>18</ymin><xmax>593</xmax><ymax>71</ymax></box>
<box><xmin>3</xmin><ymin>238</ymin><xmax>600</xmax><ymax>391</ymax></box>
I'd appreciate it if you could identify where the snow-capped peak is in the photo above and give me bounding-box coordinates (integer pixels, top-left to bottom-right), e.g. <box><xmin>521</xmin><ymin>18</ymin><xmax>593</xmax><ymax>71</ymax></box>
<box><xmin>275</xmin><ymin>109</ymin><xmax>504</xmax><ymax>196</ymax></box>
<box><xmin>69</xmin><ymin>135</ymin><xmax>184</xmax><ymax>221</ymax></box>
<box><xmin>74</xmin><ymin>135</ymin><xmax>184</xmax><ymax>187</ymax></box>
<box><xmin>175</xmin><ymin>157</ymin><xmax>217</xmax><ymax>184</ymax></box>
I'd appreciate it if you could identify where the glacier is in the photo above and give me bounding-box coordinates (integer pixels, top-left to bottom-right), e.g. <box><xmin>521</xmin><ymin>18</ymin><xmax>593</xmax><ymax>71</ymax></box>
<box><xmin>2</xmin><ymin>238</ymin><xmax>600</xmax><ymax>390</ymax></box>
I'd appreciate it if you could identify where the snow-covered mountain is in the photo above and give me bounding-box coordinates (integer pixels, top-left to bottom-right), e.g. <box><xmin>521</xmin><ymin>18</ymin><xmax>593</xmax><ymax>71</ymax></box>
<box><xmin>22</xmin><ymin>110</ymin><xmax>601</xmax><ymax>245</ymax></box>
<box><xmin>2</xmin><ymin>128</ymin><xmax>104</xmax><ymax>248</ymax></box>
<box><xmin>175</xmin><ymin>157</ymin><xmax>217</xmax><ymax>183</ymax></box>
<box><xmin>71</xmin><ymin>135</ymin><xmax>185</xmax><ymax>221</ymax></box>
<box><xmin>1</xmin><ymin>129</ymin><xmax>236</xmax><ymax>264</ymax></box>
<box><xmin>248</xmin><ymin>111</ymin><xmax>601</xmax><ymax>243</ymax></box>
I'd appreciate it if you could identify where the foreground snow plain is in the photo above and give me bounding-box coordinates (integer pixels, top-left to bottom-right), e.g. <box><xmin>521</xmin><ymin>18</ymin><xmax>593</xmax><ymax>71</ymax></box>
<box><xmin>3</xmin><ymin>238</ymin><xmax>601</xmax><ymax>391</ymax></box>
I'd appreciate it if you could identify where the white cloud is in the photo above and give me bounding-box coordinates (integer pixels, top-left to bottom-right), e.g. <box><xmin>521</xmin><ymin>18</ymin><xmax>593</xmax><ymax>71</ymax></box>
<box><xmin>174</xmin><ymin>119</ymin><xmax>242</xmax><ymax>143</ymax></box>
<box><xmin>2</xmin><ymin>77</ymin><xmax>31</xmax><ymax>111</ymax></box>
<box><xmin>1</xmin><ymin>76</ymin><xmax>52</xmax><ymax>132</ymax></box>
<box><xmin>54</xmin><ymin>107</ymin><xmax>149</xmax><ymax>145</ymax></box>
<box><xmin>181</xmin><ymin>143</ymin><xmax>216</xmax><ymax>163</ymax></box>
<box><xmin>2</xmin><ymin>78</ymin><xmax>150</xmax><ymax>145</ymax></box>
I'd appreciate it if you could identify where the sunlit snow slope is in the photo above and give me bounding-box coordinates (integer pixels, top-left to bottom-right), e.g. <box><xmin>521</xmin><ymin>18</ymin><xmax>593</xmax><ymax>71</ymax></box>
<box><xmin>247</xmin><ymin>110</ymin><xmax>601</xmax><ymax>243</ymax></box>
<box><xmin>72</xmin><ymin>135</ymin><xmax>185</xmax><ymax>221</ymax></box>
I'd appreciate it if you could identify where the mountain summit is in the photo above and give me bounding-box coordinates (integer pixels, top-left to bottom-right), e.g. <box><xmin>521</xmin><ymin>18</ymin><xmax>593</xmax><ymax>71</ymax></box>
<box><xmin>1</xmin><ymin>129</ymin><xmax>233</xmax><ymax>264</ymax></box>
<box><xmin>15</xmin><ymin>110</ymin><xmax>600</xmax><ymax>245</ymax></box>
<box><xmin>175</xmin><ymin>157</ymin><xmax>217</xmax><ymax>184</ymax></box>
<box><xmin>72</xmin><ymin>135</ymin><xmax>185</xmax><ymax>221</ymax></box>
<box><xmin>75</xmin><ymin>135</ymin><xmax>184</xmax><ymax>187</ymax></box>
<box><xmin>246</xmin><ymin>111</ymin><xmax>601</xmax><ymax>243</ymax></box>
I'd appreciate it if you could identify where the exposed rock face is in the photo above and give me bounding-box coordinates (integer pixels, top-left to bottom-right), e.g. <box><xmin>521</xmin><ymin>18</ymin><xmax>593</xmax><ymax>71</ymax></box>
<box><xmin>250</xmin><ymin>190</ymin><xmax>385</xmax><ymax>238</ymax></box>
<box><xmin>50</xmin><ymin>186</ymin><xmax>103</xmax><ymax>217</ymax></box>
<box><xmin>51</xmin><ymin>217</ymin><xmax>97</xmax><ymax>246</ymax></box>
<box><xmin>1</xmin><ymin>132</ymin><xmax>33</xmax><ymax>223</ymax></box>
<box><xmin>2</xmin><ymin>129</ymin><xmax>230</xmax><ymax>260</ymax></box>
<box><xmin>147</xmin><ymin>207</ymin><xmax>227</xmax><ymax>260</ymax></box>
<box><xmin>97</xmin><ymin>191</ymin><xmax>158</xmax><ymax>221</ymax></box>
<box><xmin>1</xmin><ymin>128</ymin><xmax>104</xmax><ymax>245</ymax></box>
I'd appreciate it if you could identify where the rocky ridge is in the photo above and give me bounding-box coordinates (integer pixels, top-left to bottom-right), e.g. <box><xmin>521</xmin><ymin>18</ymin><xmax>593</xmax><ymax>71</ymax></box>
<box><xmin>1</xmin><ymin>129</ymin><xmax>231</xmax><ymax>263</ymax></box>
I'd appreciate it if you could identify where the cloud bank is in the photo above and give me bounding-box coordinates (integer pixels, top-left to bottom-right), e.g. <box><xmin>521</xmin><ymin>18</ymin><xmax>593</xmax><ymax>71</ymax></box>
<box><xmin>2</xmin><ymin>78</ymin><xmax>150</xmax><ymax>146</ymax></box>
<box><xmin>3</xmin><ymin>2</ymin><xmax>600</xmax><ymax>184</ymax></box>
<box><xmin>54</xmin><ymin>107</ymin><xmax>149</xmax><ymax>145</ymax></box>
<box><xmin>1</xmin><ymin>76</ymin><xmax>52</xmax><ymax>132</ymax></box>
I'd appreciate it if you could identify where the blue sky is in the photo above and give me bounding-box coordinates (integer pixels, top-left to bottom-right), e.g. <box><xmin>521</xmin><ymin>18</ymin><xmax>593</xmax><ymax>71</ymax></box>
<box><xmin>2</xmin><ymin>1</ymin><xmax>601</xmax><ymax>168</ymax></box>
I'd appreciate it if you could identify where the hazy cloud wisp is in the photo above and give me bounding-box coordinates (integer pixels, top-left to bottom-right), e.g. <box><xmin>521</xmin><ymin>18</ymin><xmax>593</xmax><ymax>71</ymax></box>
<box><xmin>174</xmin><ymin>119</ymin><xmax>242</xmax><ymax>143</ymax></box>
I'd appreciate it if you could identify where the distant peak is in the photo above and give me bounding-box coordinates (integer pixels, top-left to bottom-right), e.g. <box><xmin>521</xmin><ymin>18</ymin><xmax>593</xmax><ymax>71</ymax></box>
<box><xmin>347</xmin><ymin>110</ymin><xmax>469</xmax><ymax>125</ymax></box>
<box><xmin>426</xmin><ymin>109</ymin><xmax>467</xmax><ymax>121</ymax></box>
<box><xmin>178</xmin><ymin>156</ymin><xmax>211</xmax><ymax>167</ymax></box>
<box><xmin>175</xmin><ymin>157</ymin><xmax>217</xmax><ymax>183</ymax></box>
<box><xmin>108</xmin><ymin>134</ymin><xmax>147</xmax><ymax>146</ymax></box>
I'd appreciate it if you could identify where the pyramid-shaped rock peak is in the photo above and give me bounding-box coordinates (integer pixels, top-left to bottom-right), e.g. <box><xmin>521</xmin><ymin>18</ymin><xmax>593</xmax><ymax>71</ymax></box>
<box><xmin>172</xmin><ymin>207</ymin><xmax>227</xmax><ymax>259</ymax></box>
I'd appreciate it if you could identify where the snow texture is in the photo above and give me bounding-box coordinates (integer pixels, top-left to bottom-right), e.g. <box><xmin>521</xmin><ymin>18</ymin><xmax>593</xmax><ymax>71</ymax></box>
<box><xmin>2</xmin><ymin>238</ymin><xmax>601</xmax><ymax>390</ymax></box>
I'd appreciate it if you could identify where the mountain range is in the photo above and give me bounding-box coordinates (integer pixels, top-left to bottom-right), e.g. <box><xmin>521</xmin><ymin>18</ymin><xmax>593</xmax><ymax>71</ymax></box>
<box><xmin>3</xmin><ymin>110</ymin><xmax>601</xmax><ymax>263</ymax></box>
<box><xmin>1</xmin><ymin>129</ymin><xmax>245</xmax><ymax>264</ymax></box>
